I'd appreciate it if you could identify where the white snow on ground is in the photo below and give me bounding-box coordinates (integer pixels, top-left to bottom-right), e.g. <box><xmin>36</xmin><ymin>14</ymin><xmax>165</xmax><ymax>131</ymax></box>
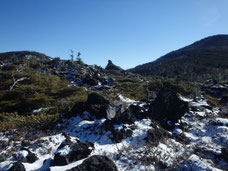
<box><xmin>118</xmin><ymin>94</ymin><xmax>137</xmax><ymax>104</ymax></box>
<box><xmin>0</xmin><ymin>95</ymin><xmax>228</xmax><ymax>170</ymax></box>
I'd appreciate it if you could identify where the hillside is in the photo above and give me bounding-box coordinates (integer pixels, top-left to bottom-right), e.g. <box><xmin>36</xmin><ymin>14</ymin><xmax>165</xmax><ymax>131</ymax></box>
<box><xmin>0</xmin><ymin>51</ymin><xmax>51</xmax><ymax>63</ymax></box>
<box><xmin>0</xmin><ymin>51</ymin><xmax>227</xmax><ymax>170</ymax></box>
<box><xmin>128</xmin><ymin>35</ymin><xmax>228</xmax><ymax>82</ymax></box>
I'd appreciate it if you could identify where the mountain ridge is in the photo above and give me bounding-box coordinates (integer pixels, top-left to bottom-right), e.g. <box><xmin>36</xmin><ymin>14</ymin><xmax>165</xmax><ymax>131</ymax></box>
<box><xmin>128</xmin><ymin>35</ymin><xmax>228</xmax><ymax>81</ymax></box>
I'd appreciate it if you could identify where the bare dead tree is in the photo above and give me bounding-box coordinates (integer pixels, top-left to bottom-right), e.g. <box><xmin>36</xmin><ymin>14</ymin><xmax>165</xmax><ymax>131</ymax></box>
<box><xmin>70</xmin><ymin>50</ymin><xmax>74</xmax><ymax>62</ymax></box>
<box><xmin>9</xmin><ymin>73</ymin><xmax>28</xmax><ymax>91</ymax></box>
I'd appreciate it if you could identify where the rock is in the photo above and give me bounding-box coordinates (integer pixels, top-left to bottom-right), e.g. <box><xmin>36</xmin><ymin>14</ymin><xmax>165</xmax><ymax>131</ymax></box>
<box><xmin>83</xmin><ymin>74</ymin><xmax>99</xmax><ymax>86</ymax></box>
<box><xmin>21</xmin><ymin>140</ymin><xmax>31</xmax><ymax>147</ymax></box>
<box><xmin>111</xmin><ymin>109</ymin><xmax>137</xmax><ymax>125</ymax></box>
<box><xmin>104</xmin><ymin>109</ymin><xmax>136</xmax><ymax>132</ymax></box>
<box><xmin>221</xmin><ymin>148</ymin><xmax>228</xmax><ymax>162</ymax></box>
<box><xmin>86</xmin><ymin>93</ymin><xmax>109</xmax><ymax>105</ymax></box>
<box><xmin>105</xmin><ymin>60</ymin><xmax>123</xmax><ymax>71</ymax></box>
<box><xmin>53</xmin><ymin>142</ymin><xmax>94</xmax><ymax>166</ymax></box>
<box><xmin>70</xmin><ymin>101</ymin><xmax>86</xmax><ymax>117</ymax></box>
<box><xmin>0</xmin><ymin>154</ymin><xmax>6</xmax><ymax>162</ymax></box>
<box><xmin>145</xmin><ymin>127</ymin><xmax>171</xmax><ymax>146</ymax></box>
<box><xmin>24</xmin><ymin>152</ymin><xmax>38</xmax><ymax>163</ymax></box>
<box><xmin>68</xmin><ymin>142</ymin><xmax>94</xmax><ymax>162</ymax></box>
<box><xmin>148</xmin><ymin>88</ymin><xmax>188</xmax><ymax>129</ymax></box>
<box><xmin>20</xmin><ymin>148</ymin><xmax>38</xmax><ymax>163</ymax></box>
<box><xmin>112</xmin><ymin>127</ymin><xmax>133</xmax><ymax>143</ymax></box>
<box><xmin>85</xmin><ymin>93</ymin><xmax>110</xmax><ymax>119</ymax></box>
<box><xmin>67</xmin><ymin>155</ymin><xmax>118</xmax><ymax>171</ymax></box>
<box><xmin>8</xmin><ymin>162</ymin><xmax>25</xmax><ymax>171</ymax></box>
<box><xmin>128</xmin><ymin>104</ymin><xmax>147</xmax><ymax>119</ymax></box>
<box><xmin>53</xmin><ymin>153</ymin><xmax>68</xmax><ymax>166</ymax></box>
<box><xmin>220</xmin><ymin>95</ymin><xmax>228</xmax><ymax>106</ymax></box>
<box><xmin>70</xmin><ymin>93</ymin><xmax>114</xmax><ymax>119</ymax></box>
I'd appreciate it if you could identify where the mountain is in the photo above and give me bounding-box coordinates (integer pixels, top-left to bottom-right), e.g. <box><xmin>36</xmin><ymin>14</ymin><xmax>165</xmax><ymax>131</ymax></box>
<box><xmin>0</xmin><ymin>51</ymin><xmax>52</xmax><ymax>63</ymax></box>
<box><xmin>0</xmin><ymin>49</ymin><xmax>228</xmax><ymax>170</ymax></box>
<box><xmin>128</xmin><ymin>35</ymin><xmax>228</xmax><ymax>81</ymax></box>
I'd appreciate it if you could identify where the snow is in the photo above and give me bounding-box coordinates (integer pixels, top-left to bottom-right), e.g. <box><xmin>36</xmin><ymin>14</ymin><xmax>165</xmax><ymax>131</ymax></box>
<box><xmin>16</xmin><ymin>150</ymin><xmax>28</xmax><ymax>160</ymax></box>
<box><xmin>118</xmin><ymin>94</ymin><xmax>137</xmax><ymax>104</ymax></box>
<box><xmin>0</xmin><ymin>95</ymin><xmax>228</xmax><ymax>170</ymax></box>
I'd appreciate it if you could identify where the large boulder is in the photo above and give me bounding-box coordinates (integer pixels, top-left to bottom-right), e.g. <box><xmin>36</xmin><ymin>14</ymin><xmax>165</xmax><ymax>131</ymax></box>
<box><xmin>8</xmin><ymin>162</ymin><xmax>25</xmax><ymax>171</ymax></box>
<box><xmin>86</xmin><ymin>93</ymin><xmax>109</xmax><ymax>105</ymax></box>
<box><xmin>67</xmin><ymin>155</ymin><xmax>118</xmax><ymax>171</ymax></box>
<box><xmin>148</xmin><ymin>88</ymin><xmax>188</xmax><ymax>129</ymax></box>
<box><xmin>70</xmin><ymin>93</ymin><xmax>114</xmax><ymax>119</ymax></box>
<box><xmin>85</xmin><ymin>93</ymin><xmax>111</xmax><ymax>119</ymax></box>
<box><xmin>53</xmin><ymin>142</ymin><xmax>94</xmax><ymax>166</ymax></box>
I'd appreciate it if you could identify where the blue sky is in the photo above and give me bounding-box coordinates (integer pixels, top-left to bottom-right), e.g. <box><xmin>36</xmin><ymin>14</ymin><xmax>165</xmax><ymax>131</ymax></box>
<box><xmin>0</xmin><ymin>0</ymin><xmax>228</xmax><ymax>69</ymax></box>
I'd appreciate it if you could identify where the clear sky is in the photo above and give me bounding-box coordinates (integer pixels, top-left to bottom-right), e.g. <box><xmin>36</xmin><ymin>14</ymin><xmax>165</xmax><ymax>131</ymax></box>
<box><xmin>1</xmin><ymin>0</ymin><xmax>228</xmax><ymax>69</ymax></box>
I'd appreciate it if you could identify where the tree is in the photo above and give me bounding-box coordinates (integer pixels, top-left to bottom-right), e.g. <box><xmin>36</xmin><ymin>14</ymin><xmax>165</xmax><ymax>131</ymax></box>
<box><xmin>77</xmin><ymin>52</ymin><xmax>82</xmax><ymax>63</ymax></box>
<box><xmin>70</xmin><ymin>50</ymin><xmax>74</xmax><ymax>62</ymax></box>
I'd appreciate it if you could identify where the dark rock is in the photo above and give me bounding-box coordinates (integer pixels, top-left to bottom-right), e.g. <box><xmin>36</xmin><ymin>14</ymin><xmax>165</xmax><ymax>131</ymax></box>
<box><xmin>105</xmin><ymin>60</ymin><xmax>123</xmax><ymax>71</ymax></box>
<box><xmin>112</xmin><ymin>127</ymin><xmax>133</xmax><ymax>143</ymax></box>
<box><xmin>68</xmin><ymin>142</ymin><xmax>94</xmax><ymax>163</ymax></box>
<box><xmin>85</xmin><ymin>93</ymin><xmax>110</xmax><ymax>119</ymax></box>
<box><xmin>53</xmin><ymin>142</ymin><xmax>94</xmax><ymax>166</ymax></box>
<box><xmin>21</xmin><ymin>140</ymin><xmax>31</xmax><ymax>147</ymax></box>
<box><xmin>221</xmin><ymin>148</ymin><xmax>228</xmax><ymax>162</ymax></box>
<box><xmin>67</xmin><ymin>155</ymin><xmax>118</xmax><ymax>171</ymax></box>
<box><xmin>24</xmin><ymin>152</ymin><xmax>38</xmax><ymax>163</ymax></box>
<box><xmin>83</xmin><ymin>74</ymin><xmax>99</xmax><ymax>86</ymax></box>
<box><xmin>20</xmin><ymin>148</ymin><xmax>38</xmax><ymax>163</ymax></box>
<box><xmin>8</xmin><ymin>162</ymin><xmax>25</xmax><ymax>171</ymax></box>
<box><xmin>128</xmin><ymin>104</ymin><xmax>147</xmax><ymax>119</ymax></box>
<box><xmin>145</xmin><ymin>127</ymin><xmax>171</xmax><ymax>146</ymax></box>
<box><xmin>148</xmin><ymin>88</ymin><xmax>188</xmax><ymax>129</ymax></box>
<box><xmin>112</xmin><ymin>109</ymin><xmax>136</xmax><ymax>125</ymax></box>
<box><xmin>104</xmin><ymin>105</ymin><xmax>137</xmax><ymax>134</ymax></box>
<box><xmin>53</xmin><ymin>153</ymin><xmax>68</xmax><ymax>166</ymax></box>
<box><xmin>70</xmin><ymin>101</ymin><xmax>86</xmax><ymax>117</ymax></box>
<box><xmin>86</xmin><ymin>93</ymin><xmax>109</xmax><ymax>105</ymax></box>
<box><xmin>0</xmin><ymin>154</ymin><xmax>6</xmax><ymax>162</ymax></box>
<box><xmin>220</xmin><ymin>95</ymin><xmax>228</xmax><ymax>106</ymax></box>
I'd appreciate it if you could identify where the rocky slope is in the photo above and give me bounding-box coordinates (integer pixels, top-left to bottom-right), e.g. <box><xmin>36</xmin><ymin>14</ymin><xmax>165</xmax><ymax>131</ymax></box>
<box><xmin>0</xmin><ymin>90</ymin><xmax>228</xmax><ymax>170</ymax></box>
<box><xmin>0</xmin><ymin>51</ymin><xmax>228</xmax><ymax>170</ymax></box>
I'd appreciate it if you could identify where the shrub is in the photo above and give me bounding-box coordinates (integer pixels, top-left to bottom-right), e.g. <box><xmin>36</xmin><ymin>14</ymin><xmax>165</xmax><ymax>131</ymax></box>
<box><xmin>0</xmin><ymin>112</ymin><xmax>60</xmax><ymax>131</ymax></box>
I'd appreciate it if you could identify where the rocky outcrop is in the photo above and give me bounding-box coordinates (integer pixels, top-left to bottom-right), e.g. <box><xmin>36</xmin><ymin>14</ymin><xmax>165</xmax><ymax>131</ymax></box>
<box><xmin>105</xmin><ymin>60</ymin><xmax>123</xmax><ymax>71</ymax></box>
<box><xmin>67</xmin><ymin>155</ymin><xmax>118</xmax><ymax>171</ymax></box>
<box><xmin>148</xmin><ymin>88</ymin><xmax>188</xmax><ymax>129</ymax></box>
<box><xmin>53</xmin><ymin>142</ymin><xmax>94</xmax><ymax>166</ymax></box>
